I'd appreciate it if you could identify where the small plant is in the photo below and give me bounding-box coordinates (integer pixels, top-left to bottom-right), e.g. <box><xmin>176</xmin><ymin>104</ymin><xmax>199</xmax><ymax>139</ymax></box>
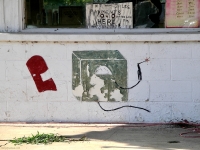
<box><xmin>9</xmin><ymin>131</ymin><xmax>87</xmax><ymax>145</ymax></box>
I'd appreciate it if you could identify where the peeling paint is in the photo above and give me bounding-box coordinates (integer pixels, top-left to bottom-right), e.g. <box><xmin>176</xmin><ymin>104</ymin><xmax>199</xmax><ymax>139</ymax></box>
<box><xmin>110</xmin><ymin>89</ymin><xmax>123</xmax><ymax>101</ymax></box>
<box><xmin>72</xmin><ymin>50</ymin><xmax>127</xmax><ymax>102</ymax></box>
<box><xmin>73</xmin><ymin>84</ymin><xmax>84</xmax><ymax>98</ymax></box>
<box><xmin>89</xmin><ymin>74</ymin><xmax>108</xmax><ymax>101</ymax></box>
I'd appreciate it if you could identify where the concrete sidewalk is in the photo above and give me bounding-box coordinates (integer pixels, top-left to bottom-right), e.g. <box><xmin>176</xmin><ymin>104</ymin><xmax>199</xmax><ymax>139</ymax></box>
<box><xmin>0</xmin><ymin>123</ymin><xmax>200</xmax><ymax>150</ymax></box>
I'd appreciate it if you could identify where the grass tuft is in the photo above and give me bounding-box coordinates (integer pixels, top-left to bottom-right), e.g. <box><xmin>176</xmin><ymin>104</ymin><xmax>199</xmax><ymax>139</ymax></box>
<box><xmin>9</xmin><ymin>131</ymin><xmax>87</xmax><ymax>145</ymax></box>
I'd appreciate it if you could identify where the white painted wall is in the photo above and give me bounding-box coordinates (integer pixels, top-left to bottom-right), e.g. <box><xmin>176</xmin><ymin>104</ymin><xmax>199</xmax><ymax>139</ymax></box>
<box><xmin>0</xmin><ymin>34</ymin><xmax>200</xmax><ymax>123</ymax></box>
<box><xmin>0</xmin><ymin>0</ymin><xmax>200</xmax><ymax>123</ymax></box>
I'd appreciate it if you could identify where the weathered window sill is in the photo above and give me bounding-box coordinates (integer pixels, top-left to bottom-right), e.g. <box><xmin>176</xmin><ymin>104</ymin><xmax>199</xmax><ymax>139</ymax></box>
<box><xmin>0</xmin><ymin>28</ymin><xmax>200</xmax><ymax>42</ymax></box>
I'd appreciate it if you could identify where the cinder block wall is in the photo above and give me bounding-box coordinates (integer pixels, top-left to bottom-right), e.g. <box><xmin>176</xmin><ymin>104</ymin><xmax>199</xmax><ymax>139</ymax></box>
<box><xmin>0</xmin><ymin>39</ymin><xmax>200</xmax><ymax>123</ymax></box>
<box><xmin>0</xmin><ymin>0</ymin><xmax>200</xmax><ymax>123</ymax></box>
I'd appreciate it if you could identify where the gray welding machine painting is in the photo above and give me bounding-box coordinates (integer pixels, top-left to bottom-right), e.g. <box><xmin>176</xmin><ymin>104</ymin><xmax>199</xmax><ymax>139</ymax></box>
<box><xmin>72</xmin><ymin>50</ymin><xmax>127</xmax><ymax>102</ymax></box>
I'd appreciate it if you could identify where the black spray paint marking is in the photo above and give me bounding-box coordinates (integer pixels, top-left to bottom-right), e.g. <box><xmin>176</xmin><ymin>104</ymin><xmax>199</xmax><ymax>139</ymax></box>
<box><xmin>97</xmin><ymin>101</ymin><xmax>151</xmax><ymax>112</ymax></box>
<box><xmin>115</xmin><ymin>59</ymin><xmax>149</xmax><ymax>89</ymax></box>
<box><xmin>97</xmin><ymin>58</ymin><xmax>150</xmax><ymax>113</ymax></box>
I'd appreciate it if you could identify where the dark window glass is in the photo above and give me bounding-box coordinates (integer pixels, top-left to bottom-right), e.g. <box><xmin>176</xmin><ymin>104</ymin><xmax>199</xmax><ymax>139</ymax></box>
<box><xmin>26</xmin><ymin>0</ymin><xmax>92</xmax><ymax>28</ymax></box>
<box><xmin>26</xmin><ymin>0</ymin><xmax>199</xmax><ymax>29</ymax></box>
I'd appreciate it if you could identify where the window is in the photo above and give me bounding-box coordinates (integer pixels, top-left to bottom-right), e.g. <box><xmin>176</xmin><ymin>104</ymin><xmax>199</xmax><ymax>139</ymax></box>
<box><xmin>25</xmin><ymin>0</ymin><xmax>199</xmax><ymax>29</ymax></box>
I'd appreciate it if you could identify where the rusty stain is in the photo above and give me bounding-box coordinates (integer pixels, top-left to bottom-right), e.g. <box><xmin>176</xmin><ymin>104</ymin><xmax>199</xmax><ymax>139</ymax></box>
<box><xmin>154</xmin><ymin>41</ymin><xmax>161</xmax><ymax>43</ymax></box>
<box><xmin>74</xmin><ymin>41</ymin><xmax>78</xmax><ymax>43</ymax></box>
<box><xmin>145</xmin><ymin>57</ymin><xmax>150</xmax><ymax>62</ymax></box>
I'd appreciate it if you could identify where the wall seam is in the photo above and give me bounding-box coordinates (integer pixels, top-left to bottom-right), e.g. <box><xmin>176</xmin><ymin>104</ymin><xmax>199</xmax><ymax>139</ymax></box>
<box><xmin>3</xmin><ymin>0</ymin><xmax>6</xmax><ymax>31</ymax></box>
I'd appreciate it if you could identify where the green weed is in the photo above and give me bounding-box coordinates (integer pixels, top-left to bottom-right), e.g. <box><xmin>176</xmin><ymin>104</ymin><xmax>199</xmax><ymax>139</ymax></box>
<box><xmin>9</xmin><ymin>131</ymin><xmax>87</xmax><ymax>145</ymax></box>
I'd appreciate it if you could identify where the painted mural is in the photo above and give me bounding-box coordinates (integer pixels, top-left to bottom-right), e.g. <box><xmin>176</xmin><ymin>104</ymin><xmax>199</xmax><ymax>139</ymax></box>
<box><xmin>25</xmin><ymin>51</ymin><xmax>149</xmax><ymax>112</ymax></box>
<box><xmin>25</xmin><ymin>51</ymin><xmax>147</xmax><ymax>102</ymax></box>
<box><xmin>72</xmin><ymin>50</ymin><xmax>127</xmax><ymax>101</ymax></box>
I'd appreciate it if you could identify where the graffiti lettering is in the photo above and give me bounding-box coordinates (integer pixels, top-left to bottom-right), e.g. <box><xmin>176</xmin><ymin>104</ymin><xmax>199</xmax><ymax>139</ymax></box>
<box><xmin>26</xmin><ymin>55</ymin><xmax>57</xmax><ymax>92</ymax></box>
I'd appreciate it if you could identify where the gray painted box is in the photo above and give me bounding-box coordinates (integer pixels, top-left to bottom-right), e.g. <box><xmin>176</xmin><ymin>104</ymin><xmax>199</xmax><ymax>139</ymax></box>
<box><xmin>72</xmin><ymin>50</ymin><xmax>127</xmax><ymax>102</ymax></box>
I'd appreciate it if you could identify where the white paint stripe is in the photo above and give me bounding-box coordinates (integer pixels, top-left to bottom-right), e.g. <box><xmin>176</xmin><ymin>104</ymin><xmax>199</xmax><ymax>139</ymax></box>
<box><xmin>72</xmin><ymin>53</ymin><xmax>81</xmax><ymax>60</ymax></box>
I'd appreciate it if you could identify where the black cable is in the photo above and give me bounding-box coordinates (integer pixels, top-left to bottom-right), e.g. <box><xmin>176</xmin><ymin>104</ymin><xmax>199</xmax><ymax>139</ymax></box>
<box><xmin>115</xmin><ymin>60</ymin><xmax>146</xmax><ymax>89</ymax></box>
<box><xmin>97</xmin><ymin>101</ymin><xmax>150</xmax><ymax>112</ymax></box>
<box><xmin>97</xmin><ymin>59</ymin><xmax>150</xmax><ymax>113</ymax></box>
<box><xmin>115</xmin><ymin>80</ymin><xmax>141</xmax><ymax>90</ymax></box>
